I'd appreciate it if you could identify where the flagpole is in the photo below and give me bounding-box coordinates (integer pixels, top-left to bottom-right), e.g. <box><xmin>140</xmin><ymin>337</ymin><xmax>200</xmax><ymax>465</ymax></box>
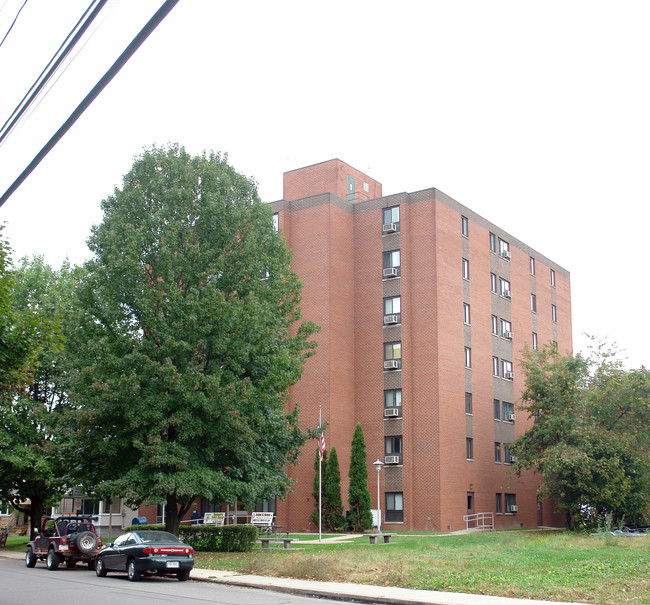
<box><xmin>318</xmin><ymin>406</ymin><xmax>322</xmax><ymax>543</ymax></box>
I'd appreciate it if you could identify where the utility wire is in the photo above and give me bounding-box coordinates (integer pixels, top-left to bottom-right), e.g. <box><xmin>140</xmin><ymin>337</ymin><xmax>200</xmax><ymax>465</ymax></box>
<box><xmin>0</xmin><ymin>0</ymin><xmax>108</xmax><ymax>148</ymax></box>
<box><xmin>0</xmin><ymin>0</ymin><xmax>28</xmax><ymax>49</ymax></box>
<box><xmin>0</xmin><ymin>0</ymin><xmax>180</xmax><ymax>209</ymax></box>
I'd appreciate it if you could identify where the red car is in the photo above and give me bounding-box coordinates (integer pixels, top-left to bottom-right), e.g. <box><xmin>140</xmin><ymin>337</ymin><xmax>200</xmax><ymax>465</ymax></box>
<box><xmin>25</xmin><ymin>515</ymin><xmax>102</xmax><ymax>570</ymax></box>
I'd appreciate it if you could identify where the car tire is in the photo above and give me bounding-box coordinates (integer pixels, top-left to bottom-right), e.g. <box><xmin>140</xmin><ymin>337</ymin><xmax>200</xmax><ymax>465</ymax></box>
<box><xmin>87</xmin><ymin>558</ymin><xmax>96</xmax><ymax>571</ymax></box>
<box><xmin>127</xmin><ymin>559</ymin><xmax>140</xmax><ymax>582</ymax></box>
<box><xmin>75</xmin><ymin>531</ymin><xmax>98</xmax><ymax>554</ymax></box>
<box><xmin>46</xmin><ymin>549</ymin><xmax>60</xmax><ymax>571</ymax></box>
<box><xmin>25</xmin><ymin>548</ymin><xmax>37</xmax><ymax>568</ymax></box>
<box><xmin>95</xmin><ymin>557</ymin><xmax>107</xmax><ymax>577</ymax></box>
<box><xmin>177</xmin><ymin>569</ymin><xmax>191</xmax><ymax>582</ymax></box>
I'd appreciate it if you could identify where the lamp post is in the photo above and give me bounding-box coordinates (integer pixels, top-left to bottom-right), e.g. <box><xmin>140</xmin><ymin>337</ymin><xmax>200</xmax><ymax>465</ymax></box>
<box><xmin>373</xmin><ymin>459</ymin><xmax>384</xmax><ymax>533</ymax></box>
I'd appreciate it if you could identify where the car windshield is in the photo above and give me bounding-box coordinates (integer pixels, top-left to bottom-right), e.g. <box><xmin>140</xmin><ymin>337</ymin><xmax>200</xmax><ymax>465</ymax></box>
<box><xmin>136</xmin><ymin>531</ymin><xmax>181</xmax><ymax>544</ymax></box>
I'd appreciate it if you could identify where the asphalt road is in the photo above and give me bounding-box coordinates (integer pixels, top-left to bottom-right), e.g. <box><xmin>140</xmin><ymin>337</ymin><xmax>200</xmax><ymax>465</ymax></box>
<box><xmin>0</xmin><ymin>557</ymin><xmax>341</xmax><ymax>605</ymax></box>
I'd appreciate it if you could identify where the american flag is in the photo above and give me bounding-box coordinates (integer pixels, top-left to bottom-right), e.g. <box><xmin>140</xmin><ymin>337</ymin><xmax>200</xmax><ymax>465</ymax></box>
<box><xmin>318</xmin><ymin>413</ymin><xmax>326</xmax><ymax>461</ymax></box>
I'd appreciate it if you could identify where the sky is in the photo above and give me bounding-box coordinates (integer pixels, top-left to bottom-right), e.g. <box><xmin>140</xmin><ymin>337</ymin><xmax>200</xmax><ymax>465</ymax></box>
<box><xmin>0</xmin><ymin>0</ymin><xmax>648</xmax><ymax>369</ymax></box>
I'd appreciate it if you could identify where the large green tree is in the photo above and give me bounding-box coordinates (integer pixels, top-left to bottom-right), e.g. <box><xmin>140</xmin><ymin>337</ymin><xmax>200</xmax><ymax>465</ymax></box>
<box><xmin>0</xmin><ymin>255</ymin><xmax>74</xmax><ymax>538</ymax></box>
<box><xmin>510</xmin><ymin>342</ymin><xmax>650</xmax><ymax>529</ymax></box>
<box><xmin>64</xmin><ymin>145</ymin><xmax>318</xmax><ymax>534</ymax></box>
<box><xmin>348</xmin><ymin>423</ymin><xmax>373</xmax><ymax>532</ymax></box>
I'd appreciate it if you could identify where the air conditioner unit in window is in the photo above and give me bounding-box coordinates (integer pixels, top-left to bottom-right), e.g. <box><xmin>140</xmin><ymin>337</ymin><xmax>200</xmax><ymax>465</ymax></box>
<box><xmin>384</xmin><ymin>360</ymin><xmax>400</xmax><ymax>370</ymax></box>
<box><xmin>503</xmin><ymin>290</ymin><xmax>512</xmax><ymax>299</ymax></box>
<box><xmin>384</xmin><ymin>314</ymin><xmax>399</xmax><ymax>325</ymax></box>
<box><xmin>504</xmin><ymin>331</ymin><xmax>514</xmax><ymax>339</ymax></box>
<box><xmin>508</xmin><ymin>504</ymin><xmax>518</xmax><ymax>512</ymax></box>
<box><xmin>382</xmin><ymin>223</ymin><xmax>397</xmax><ymax>234</ymax></box>
<box><xmin>507</xmin><ymin>413</ymin><xmax>516</xmax><ymax>421</ymax></box>
<box><xmin>383</xmin><ymin>267</ymin><xmax>398</xmax><ymax>278</ymax></box>
<box><xmin>505</xmin><ymin>371</ymin><xmax>515</xmax><ymax>380</ymax></box>
<box><xmin>510</xmin><ymin>456</ymin><xmax>518</xmax><ymax>462</ymax></box>
<box><xmin>384</xmin><ymin>408</ymin><xmax>400</xmax><ymax>417</ymax></box>
<box><xmin>384</xmin><ymin>455</ymin><xmax>400</xmax><ymax>464</ymax></box>
<box><xmin>501</xmin><ymin>250</ymin><xmax>511</xmax><ymax>259</ymax></box>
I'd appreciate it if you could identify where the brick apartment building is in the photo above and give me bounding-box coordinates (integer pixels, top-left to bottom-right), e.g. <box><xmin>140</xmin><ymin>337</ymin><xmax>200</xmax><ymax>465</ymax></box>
<box><xmin>271</xmin><ymin>159</ymin><xmax>571</xmax><ymax>533</ymax></box>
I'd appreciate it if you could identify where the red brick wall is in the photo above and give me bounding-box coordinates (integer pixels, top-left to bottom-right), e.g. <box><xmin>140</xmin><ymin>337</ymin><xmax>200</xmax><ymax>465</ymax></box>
<box><xmin>283</xmin><ymin>159</ymin><xmax>382</xmax><ymax>202</ymax></box>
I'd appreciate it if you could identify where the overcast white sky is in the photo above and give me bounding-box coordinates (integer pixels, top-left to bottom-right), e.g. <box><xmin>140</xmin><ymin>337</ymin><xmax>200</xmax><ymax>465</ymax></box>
<box><xmin>0</xmin><ymin>0</ymin><xmax>647</xmax><ymax>369</ymax></box>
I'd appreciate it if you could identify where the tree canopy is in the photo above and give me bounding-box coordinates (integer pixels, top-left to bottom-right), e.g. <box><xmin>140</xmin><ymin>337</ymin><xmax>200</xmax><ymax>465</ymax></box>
<box><xmin>510</xmin><ymin>342</ymin><xmax>650</xmax><ymax>529</ymax></box>
<box><xmin>64</xmin><ymin>144</ymin><xmax>318</xmax><ymax>534</ymax></box>
<box><xmin>0</xmin><ymin>254</ymin><xmax>74</xmax><ymax>537</ymax></box>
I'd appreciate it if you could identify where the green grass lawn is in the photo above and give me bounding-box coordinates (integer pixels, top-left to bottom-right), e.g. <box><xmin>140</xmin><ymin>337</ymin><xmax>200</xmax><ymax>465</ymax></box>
<box><xmin>194</xmin><ymin>531</ymin><xmax>650</xmax><ymax>604</ymax></box>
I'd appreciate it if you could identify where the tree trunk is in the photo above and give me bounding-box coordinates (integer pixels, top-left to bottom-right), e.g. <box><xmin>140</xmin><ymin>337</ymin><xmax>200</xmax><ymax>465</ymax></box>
<box><xmin>165</xmin><ymin>493</ymin><xmax>180</xmax><ymax>536</ymax></box>
<box><xmin>27</xmin><ymin>495</ymin><xmax>43</xmax><ymax>541</ymax></box>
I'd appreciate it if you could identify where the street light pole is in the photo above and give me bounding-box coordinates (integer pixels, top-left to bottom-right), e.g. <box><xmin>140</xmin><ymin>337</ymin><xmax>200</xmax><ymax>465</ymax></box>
<box><xmin>373</xmin><ymin>459</ymin><xmax>384</xmax><ymax>533</ymax></box>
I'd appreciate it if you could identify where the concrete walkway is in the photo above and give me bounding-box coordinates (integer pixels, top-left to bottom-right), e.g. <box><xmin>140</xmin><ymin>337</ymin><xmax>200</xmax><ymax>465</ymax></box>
<box><xmin>0</xmin><ymin>548</ymin><xmax>586</xmax><ymax>605</ymax></box>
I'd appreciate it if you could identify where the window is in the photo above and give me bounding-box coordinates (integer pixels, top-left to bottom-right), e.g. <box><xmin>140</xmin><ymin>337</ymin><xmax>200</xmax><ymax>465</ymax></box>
<box><xmin>272</xmin><ymin>213</ymin><xmax>279</xmax><ymax>232</ymax></box>
<box><xmin>500</xmin><ymin>318</ymin><xmax>512</xmax><ymax>338</ymax></box>
<box><xmin>502</xmin><ymin>359</ymin><xmax>513</xmax><ymax>379</ymax></box>
<box><xmin>384</xmin><ymin>342</ymin><xmax>402</xmax><ymax>369</ymax></box>
<box><xmin>466</xmin><ymin>438</ymin><xmax>473</xmax><ymax>460</ymax></box>
<box><xmin>82</xmin><ymin>499</ymin><xmax>100</xmax><ymax>516</ymax></box>
<box><xmin>498</xmin><ymin>238</ymin><xmax>510</xmax><ymax>257</ymax></box>
<box><xmin>530</xmin><ymin>256</ymin><xmax>536</xmax><ymax>275</ymax></box>
<box><xmin>489</xmin><ymin>232</ymin><xmax>497</xmax><ymax>252</ymax></box>
<box><xmin>385</xmin><ymin>492</ymin><xmax>403</xmax><ymax>522</ymax></box>
<box><xmin>462</xmin><ymin>258</ymin><xmax>470</xmax><ymax>280</ymax></box>
<box><xmin>461</xmin><ymin>215</ymin><xmax>469</xmax><ymax>237</ymax></box>
<box><xmin>494</xmin><ymin>399</ymin><xmax>501</xmax><ymax>420</ymax></box>
<box><xmin>492</xmin><ymin>356</ymin><xmax>499</xmax><ymax>376</ymax></box>
<box><xmin>0</xmin><ymin>502</ymin><xmax>11</xmax><ymax>516</ymax></box>
<box><xmin>494</xmin><ymin>442</ymin><xmax>502</xmax><ymax>463</ymax></box>
<box><xmin>550</xmin><ymin>269</ymin><xmax>556</xmax><ymax>287</ymax></box>
<box><xmin>385</xmin><ymin>436</ymin><xmax>402</xmax><ymax>462</ymax></box>
<box><xmin>467</xmin><ymin>492</ymin><xmax>474</xmax><ymax>512</ymax></box>
<box><xmin>385</xmin><ymin>389</ymin><xmax>402</xmax><ymax>414</ymax></box>
<box><xmin>383</xmin><ymin>250</ymin><xmax>401</xmax><ymax>278</ymax></box>
<box><xmin>532</xmin><ymin>332</ymin><xmax>538</xmax><ymax>350</ymax></box>
<box><xmin>463</xmin><ymin>303</ymin><xmax>471</xmax><ymax>325</ymax></box>
<box><xmin>383</xmin><ymin>206</ymin><xmax>400</xmax><ymax>230</ymax></box>
<box><xmin>465</xmin><ymin>347</ymin><xmax>471</xmax><ymax>368</ymax></box>
<box><xmin>465</xmin><ymin>392</ymin><xmax>472</xmax><ymax>415</ymax></box>
<box><xmin>384</xmin><ymin>296</ymin><xmax>401</xmax><ymax>324</ymax></box>
<box><xmin>490</xmin><ymin>273</ymin><xmax>497</xmax><ymax>293</ymax></box>
<box><xmin>499</xmin><ymin>278</ymin><xmax>511</xmax><ymax>297</ymax></box>
<box><xmin>552</xmin><ymin>304</ymin><xmax>557</xmax><ymax>322</ymax></box>
<box><xmin>505</xmin><ymin>493</ymin><xmax>517</xmax><ymax>513</ymax></box>
<box><xmin>347</xmin><ymin>176</ymin><xmax>356</xmax><ymax>202</ymax></box>
<box><xmin>491</xmin><ymin>315</ymin><xmax>498</xmax><ymax>335</ymax></box>
<box><xmin>496</xmin><ymin>493</ymin><xmax>502</xmax><ymax>514</ymax></box>
<box><xmin>531</xmin><ymin>293</ymin><xmax>537</xmax><ymax>312</ymax></box>
<box><xmin>503</xmin><ymin>401</ymin><xmax>514</xmax><ymax>421</ymax></box>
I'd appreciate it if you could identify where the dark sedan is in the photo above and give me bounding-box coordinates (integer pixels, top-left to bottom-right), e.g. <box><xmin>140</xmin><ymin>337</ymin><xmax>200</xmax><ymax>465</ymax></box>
<box><xmin>95</xmin><ymin>530</ymin><xmax>194</xmax><ymax>581</ymax></box>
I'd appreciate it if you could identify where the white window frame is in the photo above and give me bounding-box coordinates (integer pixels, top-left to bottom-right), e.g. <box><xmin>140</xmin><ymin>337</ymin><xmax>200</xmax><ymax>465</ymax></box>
<box><xmin>462</xmin><ymin>258</ymin><xmax>470</xmax><ymax>280</ymax></box>
<box><xmin>461</xmin><ymin>215</ymin><xmax>469</xmax><ymax>237</ymax></box>
<box><xmin>463</xmin><ymin>303</ymin><xmax>471</xmax><ymax>325</ymax></box>
<box><xmin>531</xmin><ymin>293</ymin><xmax>537</xmax><ymax>312</ymax></box>
<box><xmin>552</xmin><ymin>304</ymin><xmax>557</xmax><ymax>322</ymax></box>
<box><xmin>500</xmin><ymin>318</ymin><xmax>511</xmax><ymax>337</ymax></box>
<box><xmin>490</xmin><ymin>273</ymin><xmax>497</xmax><ymax>293</ymax></box>
<box><xmin>491</xmin><ymin>315</ymin><xmax>498</xmax><ymax>335</ymax></box>
<box><xmin>550</xmin><ymin>269</ymin><xmax>556</xmax><ymax>287</ymax></box>
<box><xmin>465</xmin><ymin>347</ymin><xmax>471</xmax><ymax>368</ymax></box>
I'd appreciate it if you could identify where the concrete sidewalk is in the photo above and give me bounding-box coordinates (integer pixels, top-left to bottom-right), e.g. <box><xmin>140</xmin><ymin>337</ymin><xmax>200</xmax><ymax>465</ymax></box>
<box><xmin>1</xmin><ymin>548</ymin><xmax>585</xmax><ymax>605</ymax></box>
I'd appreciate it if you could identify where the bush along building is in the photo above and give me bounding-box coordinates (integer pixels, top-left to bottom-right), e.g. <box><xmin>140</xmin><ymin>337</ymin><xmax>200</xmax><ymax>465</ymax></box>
<box><xmin>271</xmin><ymin>159</ymin><xmax>570</xmax><ymax>532</ymax></box>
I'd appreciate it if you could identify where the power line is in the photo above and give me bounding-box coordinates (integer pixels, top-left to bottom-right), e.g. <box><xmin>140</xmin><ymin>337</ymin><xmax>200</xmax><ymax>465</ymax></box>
<box><xmin>0</xmin><ymin>0</ymin><xmax>108</xmax><ymax>148</ymax></box>
<box><xmin>0</xmin><ymin>0</ymin><xmax>180</xmax><ymax>209</ymax></box>
<box><xmin>0</xmin><ymin>0</ymin><xmax>28</xmax><ymax>49</ymax></box>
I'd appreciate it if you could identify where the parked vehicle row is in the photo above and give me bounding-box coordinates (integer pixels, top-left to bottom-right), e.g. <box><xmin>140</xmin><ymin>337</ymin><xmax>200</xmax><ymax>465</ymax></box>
<box><xmin>25</xmin><ymin>517</ymin><xmax>193</xmax><ymax>582</ymax></box>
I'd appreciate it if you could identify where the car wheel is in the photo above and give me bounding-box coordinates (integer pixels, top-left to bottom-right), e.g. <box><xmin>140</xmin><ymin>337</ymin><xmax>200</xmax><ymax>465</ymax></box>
<box><xmin>75</xmin><ymin>531</ymin><xmax>98</xmax><ymax>554</ymax></box>
<box><xmin>25</xmin><ymin>548</ymin><xmax>37</xmax><ymax>568</ymax></box>
<box><xmin>177</xmin><ymin>569</ymin><xmax>191</xmax><ymax>582</ymax></box>
<box><xmin>95</xmin><ymin>557</ymin><xmax>107</xmax><ymax>577</ymax></box>
<box><xmin>46</xmin><ymin>549</ymin><xmax>60</xmax><ymax>571</ymax></box>
<box><xmin>127</xmin><ymin>559</ymin><xmax>140</xmax><ymax>582</ymax></box>
<box><xmin>87</xmin><ymin>558</ymin><xmax>96</xmax><ymax>571</ymax></box>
